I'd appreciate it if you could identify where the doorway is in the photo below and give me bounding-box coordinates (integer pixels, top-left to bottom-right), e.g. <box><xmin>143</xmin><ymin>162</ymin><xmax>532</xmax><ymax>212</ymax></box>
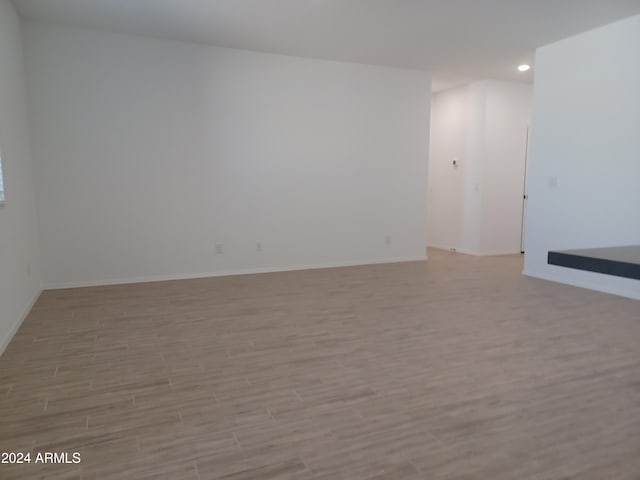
<box><xmin>427</xmin><ymin>81</ymin><xmax>533</xmax><ymax>256</ymax></box>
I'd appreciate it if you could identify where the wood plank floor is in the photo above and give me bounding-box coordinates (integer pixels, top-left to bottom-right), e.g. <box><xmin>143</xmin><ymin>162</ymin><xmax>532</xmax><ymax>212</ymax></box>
<box><xmin>1</xmin><ymin>249</ymin><xmax>639</xmax><ymax>479</ymax></box>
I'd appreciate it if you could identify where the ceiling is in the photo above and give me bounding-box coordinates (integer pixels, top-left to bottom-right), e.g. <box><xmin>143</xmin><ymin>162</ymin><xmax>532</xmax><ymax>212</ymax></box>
<box><xmin>12</xmin><ymin>0</ymin><xmax>640</xmax><ymax>91</ymax></box>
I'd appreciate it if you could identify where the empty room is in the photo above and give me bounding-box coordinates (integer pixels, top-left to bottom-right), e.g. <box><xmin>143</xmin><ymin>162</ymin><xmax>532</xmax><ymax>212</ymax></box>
<box><xmin>1</xmin><ymin>1</ymin><xmax>640</xmax><ymax>479</ymax></box>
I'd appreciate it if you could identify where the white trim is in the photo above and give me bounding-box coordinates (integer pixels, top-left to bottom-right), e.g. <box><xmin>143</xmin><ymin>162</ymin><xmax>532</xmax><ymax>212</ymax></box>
<box><xmin>0</xmin><ymin>288</ymin><xmax>42</xmax><ymax>357</ymax></box>
<box><xmin>480</xmin><ymin>249</ymin><xmax>523</xmax><ymax>257</ymax></box>
<box><xmin>450</xmin><ymin>248</ymin><xmax>480</xmax><ymax>256</ymax></box>
<box><xmin>43</xmin><ymin>257</ymin><xmax>428</xmax><ymax>290</ymax></box>
<box><xmin>428</xmin><ymin>244</ymin><xmax>453</xmax><ymax>251</ymax></box>
<box><xmin>428</xmin><ymin>244</ymin><xmax>476</xmax><ymax>255</ymax></box>
<box><xmin>522</xmin><ymin>268</ymin><xmax>640</xmax><ymax>301</ymax></box>
<box><xmin>428</xmin><ymin>244</ymin><xmax>521</xmax><ymax>257</ymax></box>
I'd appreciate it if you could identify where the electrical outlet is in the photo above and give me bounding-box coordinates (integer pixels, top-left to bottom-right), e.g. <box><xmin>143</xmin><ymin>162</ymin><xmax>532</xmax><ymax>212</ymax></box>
<box><xmin>256</xmin><ymin>241</ymin><xmax>263</xmax><ymax>252</ymax></box>
<box><xmin>215</xmin><ymin>242</ymin><xmax>224</xmax><ymax>254</ymax></box>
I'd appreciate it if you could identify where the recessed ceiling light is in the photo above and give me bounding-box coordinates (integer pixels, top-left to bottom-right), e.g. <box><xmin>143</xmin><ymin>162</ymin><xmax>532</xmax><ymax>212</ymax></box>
<box><xmin>518</xmin><ymin>64</ymin><xmax>531</xmax><ymax>72</ymax></box>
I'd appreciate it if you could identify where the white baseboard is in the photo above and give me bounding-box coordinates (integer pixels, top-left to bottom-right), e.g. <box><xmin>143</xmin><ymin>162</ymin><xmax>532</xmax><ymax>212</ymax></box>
<box><xmin>523</xmin><ymin>268</ymin><xmax>640</xmax><ymax>301</ymax></box>
<box><xmin>429</xmin><ymin>244</ymin><xmax>521</xmax><ymax>257</ymax></box>
<box><xmin>43</xmin><ymin>256</ymin><xmax>428</xmax><ymax>290</ymax></box>
<box><xmin>480</xmin><ymin>249</ymin><xmax>523</xmax><ymax>257</ymax></box>
<box><xmin>0</xmin><ymin>288</ymin><xmax>42</xmax><ymax>357</ymax></box>
<box><xmin>428</xmin><ymin>244</ymin><xmax>474</xmax><ymax>255</ymax></box>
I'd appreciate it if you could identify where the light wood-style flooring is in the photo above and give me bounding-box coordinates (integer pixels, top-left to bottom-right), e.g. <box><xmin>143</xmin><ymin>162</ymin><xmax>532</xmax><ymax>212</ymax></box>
<box><xmin>1</xmin><ymin>249</ymin><xmax>639</xmax><ymax>479</ymax></box>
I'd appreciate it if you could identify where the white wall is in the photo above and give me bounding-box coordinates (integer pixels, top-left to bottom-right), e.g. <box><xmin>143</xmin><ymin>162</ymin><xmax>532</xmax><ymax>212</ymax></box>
<box><xmin>462</xmin><ymin>83</ymin><xmax>489</xmax><ymax>255</ymax></box>
<box><xmin>427</xmin><ymin>85</ymin><xmax>466</xmax><ymax>251</ymax></box>
<box><xmin>24</xmin><ymin>23</ymin><xmax>431</xmax><ymax>288</ymax></box>
<box><xmin>0</xmin><ymin>0</ymin><xmax>41</xmax><ymax>353</ymax></box>
<box><xmin>428</xmin><ymin>80</ymin><xmax>532</xmax><ymax>255</ymax></box>
<box><xmin>523</xmin><ymin>14</ymin><xmax>640</xmax><ymax>300</ymax></box>
<box><xmin>482</xmin><ymin>81</ymin><xmax>532</xmax><ymax>254</ymax></box>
